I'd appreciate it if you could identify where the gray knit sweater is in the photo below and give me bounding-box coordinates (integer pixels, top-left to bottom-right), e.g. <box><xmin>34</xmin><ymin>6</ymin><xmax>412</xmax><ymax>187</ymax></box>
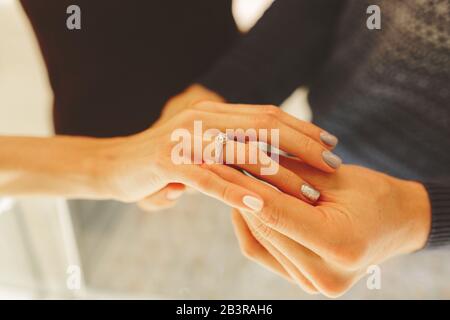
<box><xmin>200</xmin><ymin>0</ymin><xmax>450</xmax><ymax>248</ymax></box>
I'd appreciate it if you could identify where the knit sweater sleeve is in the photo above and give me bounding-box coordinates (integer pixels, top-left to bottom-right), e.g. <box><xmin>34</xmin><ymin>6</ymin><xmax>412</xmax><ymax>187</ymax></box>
<box><xmin>198</xmin><ymin>0</ymin><xmax>343</xmax><ymax>105</ymax></box>
<box><xmin>423</xmin><ymin>182</ymin><xmax>450</xmax><ymax>248</ymax></box>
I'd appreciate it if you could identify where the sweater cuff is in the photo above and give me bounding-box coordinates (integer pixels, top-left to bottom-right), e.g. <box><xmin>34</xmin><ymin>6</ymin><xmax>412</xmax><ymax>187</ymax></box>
<box><xmin>423</xmin><ymin>182</ymin><xmax>450</xmax><ymax>248</ymax></box>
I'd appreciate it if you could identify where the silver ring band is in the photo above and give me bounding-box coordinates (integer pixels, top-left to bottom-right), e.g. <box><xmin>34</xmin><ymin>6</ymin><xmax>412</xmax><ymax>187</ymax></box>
<box><xmin>214</xmin><ymin>132</ymin><xmax>229</xmax><ymax>163</ymax></box>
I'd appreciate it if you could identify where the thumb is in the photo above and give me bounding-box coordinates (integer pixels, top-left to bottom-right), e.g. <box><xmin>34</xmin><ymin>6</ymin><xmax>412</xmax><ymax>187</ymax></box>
<box><xmin>137</xmin><ymin>183</ymin><xmax>186</xmax><ymax>212</ymax></box>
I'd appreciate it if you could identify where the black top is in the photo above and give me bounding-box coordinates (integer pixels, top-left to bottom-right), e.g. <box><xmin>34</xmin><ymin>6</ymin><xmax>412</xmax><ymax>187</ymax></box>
<box><xmin>20</xmin><ymin>0</ymin><xmax>239</xmax><ymax>137</ymax></box>
<box><xmin>199</xmin><ymin>0</ymin><xmax>450</xmax><ymax>248</ymax></box>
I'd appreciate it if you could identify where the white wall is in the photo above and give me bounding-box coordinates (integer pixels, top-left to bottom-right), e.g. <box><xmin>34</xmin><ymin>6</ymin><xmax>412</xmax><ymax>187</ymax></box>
<box><xmin>0</xmin><ymin>0</ymin><xmax>52</xmax><ymax>136</ymax></box>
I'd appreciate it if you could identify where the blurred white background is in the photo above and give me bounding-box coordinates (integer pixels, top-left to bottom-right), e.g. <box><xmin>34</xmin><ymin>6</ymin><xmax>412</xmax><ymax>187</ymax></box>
<box><xmin>0</xmin><ymin>0</ymin><xmax>449</xmax><ymax>300</ymax></box>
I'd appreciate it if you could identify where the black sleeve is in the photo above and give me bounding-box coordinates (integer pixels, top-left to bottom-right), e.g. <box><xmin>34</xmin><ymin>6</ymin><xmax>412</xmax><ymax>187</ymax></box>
<box><xmin>423</xmin><ymin>182</ymin><xmax>450</xmax><ymax>248</ymax></box>
<box><xmin>198</xmin><ymin>0</ymin><xmax>344</xmax><ymax>105</ymax></box>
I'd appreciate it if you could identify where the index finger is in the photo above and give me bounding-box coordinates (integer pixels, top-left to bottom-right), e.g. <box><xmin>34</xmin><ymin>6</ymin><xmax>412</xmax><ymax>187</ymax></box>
<box><xmin>193</xmin><ymin>102</ymin><xmax>338</xmax><ymax>149</ymax></box>
<box><xmin>205</xmin><ymin>163</ymin><xmax>327</xmax><ymax>252</ymax></box>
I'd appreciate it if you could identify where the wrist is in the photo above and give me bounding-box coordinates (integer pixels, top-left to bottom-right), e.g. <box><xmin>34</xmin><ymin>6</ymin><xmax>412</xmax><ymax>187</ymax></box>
<box><xmin>87</xmin><ymin>136</ymin><xmax>131</xmax><ymax>200</ymax></box>
<box><xmin>90</xmin><ymin>130</ymin><xmax>163</xmax><ymax>202</ymax></box>
<box><xmin>396</xmin><ymin>179</ymin><xmax>431</xmax><ymax>253</ymax></box>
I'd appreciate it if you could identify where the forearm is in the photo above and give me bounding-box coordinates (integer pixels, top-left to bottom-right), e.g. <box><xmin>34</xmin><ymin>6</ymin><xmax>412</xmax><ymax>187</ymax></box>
<box><xmin>393</xmin><ymin>179</ymin><xmax>431</xmax><ymax>253</ymax></box>
<box><xmin>0</xmin><ymin>135</ymin><xmax>112</xmax><ymax>199</ymax></box>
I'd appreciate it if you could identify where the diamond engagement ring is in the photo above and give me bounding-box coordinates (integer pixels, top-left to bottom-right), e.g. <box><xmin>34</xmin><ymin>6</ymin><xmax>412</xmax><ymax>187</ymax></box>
<box><xmin>214</xmin><ymin>132</ymin><xmax>229</xmax><ymax>163</ymax></box>
<box><xmin>215</xmin><ymin>132</ymin><xmax>228</xmax><ymax>146</ymax></box>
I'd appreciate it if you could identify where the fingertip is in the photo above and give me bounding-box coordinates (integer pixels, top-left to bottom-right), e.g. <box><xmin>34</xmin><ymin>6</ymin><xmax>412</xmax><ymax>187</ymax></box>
<box><xmin>322</xmin><ymin>150</ymin><xmax>342</xmax><ymax>171</ymax></box>
<box><xmin>300</xmin><ymin>183</ymin><xmax>321</xmax><ymax>203</ymax></box>
<box><xmin>320</xmin><ymin>131</ymin><xmax>339</xmax><ymax>148</ymax></box>
<box><xmin>242</xmin><ymin>195</ymin><xmax>264</xmax><ymax>212</ymax></box>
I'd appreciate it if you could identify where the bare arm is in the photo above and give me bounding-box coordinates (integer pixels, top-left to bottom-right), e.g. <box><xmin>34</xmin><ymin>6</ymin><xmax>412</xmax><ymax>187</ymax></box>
<box><xmin>0</xmin><ymin>135</ymin><xmax>110</xmax><ymax>199</ymax></box>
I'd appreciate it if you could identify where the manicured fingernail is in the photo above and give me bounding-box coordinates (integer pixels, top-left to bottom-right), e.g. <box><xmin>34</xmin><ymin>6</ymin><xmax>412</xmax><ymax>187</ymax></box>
<box><xmin>301</xmin><ymin>183</ymin><xmax>321</xmax><ymax>202</ymax></box>
<box><xmin>320</xmin><ymin>131</ymin><xmax>338</xmax><ymax>147</ymax></box>
<box><xmin>166</xmin><ymin>189</ymin><xmax>184</xmax><ymax>201</ymax></box>
<box><xmin>242</xmin><ymin>196</ymin><xmax>264</xmax><ymax>212</ymax></box>
<box><xmin>322</xmin><ymin>150</ymin><xmax>342</xmax><ymax>169</ymax></box>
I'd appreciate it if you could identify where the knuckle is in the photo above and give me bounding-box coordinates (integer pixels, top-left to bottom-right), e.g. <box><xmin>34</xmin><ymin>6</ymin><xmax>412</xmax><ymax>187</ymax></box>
<box><xmin>324</xmin><ymin>236</ymin><xmax>368</xmax><ymax>269</ymax></box>
<box><xmin>196</xmin><ymin>172</ymin><xmax>214</xmax><ymax>189</ymax></box>
<box><xmin>262</xmin><ymin>105</ymin><xmax>281</xmax><ymax>117</ymax></box>
<box><xmin>322</xmin><ymin>281</ymin><xmax>351</xmax><ymax>298</ymax></box>
<box><xmin>260</xmin><ymin>198</ymin><xmax>284</xmax><ymax>229</ymax></box>
<box><xmin>220</xmin><ymin>184</ymin><xmax>234</xmax><ymax>202</ymax></box>
<box><xmin>294</xmin><ymin>119</ymin><xmax>306</xmax><ymax>130</ymax></box>
<box><xmin>314</xmin><ymin>271</ymin><xmax>352</xmax><ymax>298</ymax></box>
<box><xmin>191</xmin><ymin>100</ymin><xmax>212</xmax><ymax>109</ymax></box>
<box><xmin>181</xmin><ymin>108</ymin><xmax>201</xmax><ymax>121</ymax></box>
<box><xmin>300</xmin><ymin>136</ymin><xmax>317</xmax><ymax>154</ymax></box>
<box><xmin>252</xmin><ymin>219</ymin><xmax>274</xmax><ymax>240</ymax></box>
<box><xmin>259</xmin><ymin>113</ymin><xmax>277</xmax><ymax>128</ymax></box>
<box><xmin>179</xmin><ymin>107</ymin><xmax>193</xmax><ymax>117</ymax></box>
<box><xmin>283</xmin><ymin>170</ymin><xmax>301</xmax><ymax>189</ymax></box>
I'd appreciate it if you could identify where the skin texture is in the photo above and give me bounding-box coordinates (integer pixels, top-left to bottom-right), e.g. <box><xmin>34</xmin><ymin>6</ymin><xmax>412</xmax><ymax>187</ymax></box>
<box><xmin>138</xmin><ymin>85</ymin><xmax>339</xmax><ymax>211</ymax></box>
<box><xmin>97</xmin><ymin>100</ymin><xmax>339</xmax><ymax>207</ymax></box>
<box><xmin>205</xmin><ymin>157</ymin><xmax>431</xmax><ymax>297</ymax></box>
<box><xmin>137</xmin><ymin>84</ymin><xmax>226</xmax><ymax>211</ymax></box>
<box><xmin>0</xmin><ymin>87</ymin><xmax>337</xmax><ymax>215</ymax></box>
<box><xmin>0</xmin><ymin>82</ymin><xmax>432</xmax><ymax>296</ymax></box>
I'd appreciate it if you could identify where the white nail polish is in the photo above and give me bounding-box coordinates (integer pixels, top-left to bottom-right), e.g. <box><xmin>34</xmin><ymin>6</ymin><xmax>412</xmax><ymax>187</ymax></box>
<box><xmin>300</xmin><ymin>184</ymin><xmax>320</xmax><ymax>202</ymax></box>
<box><xmin>242</xmin><ymin>196</ymin><xmax>264</xmax><ymax>212</ymax></box>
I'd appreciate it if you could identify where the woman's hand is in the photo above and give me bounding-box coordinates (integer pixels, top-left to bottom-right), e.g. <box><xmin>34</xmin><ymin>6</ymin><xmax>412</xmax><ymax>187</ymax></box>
<box><xmin>95</xmin><ymin>101</ymin><xmax>340</xmax><ymax>213</ymax></box>
<box><xmin>138</xmin><ymin>84</ymin><xmax>340</xmax><ymax>210</ymax></box>
<box><xmin>0</xmin><ymin>96</ymin><xmax>339</xmax><ymax>214</ymax></box>
<box><xmin>136</xmin><ymin>84</ymin><xmax>225</xmax><ymax>210</ymax></box>
<box><xmin>205</xmin><ymin>158</ymin><xmax>431</xmax><ymax>297</ymax></box>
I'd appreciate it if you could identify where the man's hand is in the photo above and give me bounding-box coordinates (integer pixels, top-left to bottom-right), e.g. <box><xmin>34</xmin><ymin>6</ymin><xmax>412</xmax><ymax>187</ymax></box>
<box><xmin>205</xmin><ymin>158</ymin><xmax>431</xmax><ymax>297</ymax></box>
